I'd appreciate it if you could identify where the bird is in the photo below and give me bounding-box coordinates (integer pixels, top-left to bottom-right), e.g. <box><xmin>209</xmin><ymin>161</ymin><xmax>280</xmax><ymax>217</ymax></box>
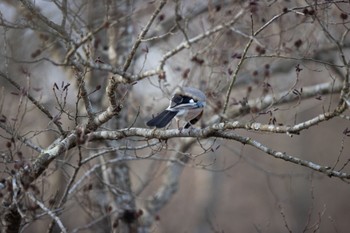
<box><xmin>146</xmin><ymin>87</ymin><xmax>206</xmax><ymax>129</ymax></box>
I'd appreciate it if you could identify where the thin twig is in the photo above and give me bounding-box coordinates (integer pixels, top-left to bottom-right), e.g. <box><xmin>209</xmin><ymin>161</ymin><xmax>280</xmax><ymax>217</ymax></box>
<box><xmin>123</xmin><ymin>0</ymin><xmax>167</xmax><ymax>72</ymax></box>
<box><xmin>0</xmin><ymin>71</ymin><xmax>65</xmax><ymax>134</ymax></box>
<box><xmin>26</xmin><ymin>192</ymin><xmax>67</xmax><ymax>233</ymax></box>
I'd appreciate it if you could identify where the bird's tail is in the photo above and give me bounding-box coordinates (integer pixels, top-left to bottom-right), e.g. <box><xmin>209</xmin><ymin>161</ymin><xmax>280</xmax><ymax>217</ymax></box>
<box><xmin>146</xmin><ymin>110</ymin><xmax>178</xmax><ymax>128</ymax></box>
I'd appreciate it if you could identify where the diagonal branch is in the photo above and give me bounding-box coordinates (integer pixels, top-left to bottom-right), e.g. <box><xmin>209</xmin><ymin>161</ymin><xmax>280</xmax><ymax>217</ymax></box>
<box><xmin>0</xmin><ymin>121</ymin><xmax>43</xmax><ymax>153</ymax></box>
<box><xmin>158</xmin><ymin>8</ymin><xmax>245</xmax><ymax>71</ymax></box>
<box><xmin>0</xmin><ymin>71</ymin><xmax>65</xmax><ymax>134</ymax></box>
<box><xmin>214</xmin><ymin>131</ymin><xmax>350</xmax><ymax>180</ymax></box>
<box><xmin>19</xmin><ymin>0</ymin><xmax>69</xmax><ymax>40</ymax></box>
<box><xmin>26</xmin><ymin>192</ymin><xmax>67</xmax><ymax>233</ymax></box>
<box><xmin>122</xmin><ymin>0</ymin><xmax>167</xmax><ymax>72</ymax></box>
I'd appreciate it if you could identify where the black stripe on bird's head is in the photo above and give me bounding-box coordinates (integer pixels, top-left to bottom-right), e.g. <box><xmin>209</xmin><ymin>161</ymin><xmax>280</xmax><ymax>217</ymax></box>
<box><xmin>171</xmin><ymin>94</ymin><xmax>198</xmax><ymax>108</ymax></box>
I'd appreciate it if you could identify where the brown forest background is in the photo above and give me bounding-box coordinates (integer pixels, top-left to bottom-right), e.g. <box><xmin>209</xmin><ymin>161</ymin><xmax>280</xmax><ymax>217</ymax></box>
<box><xmin>0</xmin><ymin>0</ymin><xmax>350</xmax><ymax>232</ymax></box>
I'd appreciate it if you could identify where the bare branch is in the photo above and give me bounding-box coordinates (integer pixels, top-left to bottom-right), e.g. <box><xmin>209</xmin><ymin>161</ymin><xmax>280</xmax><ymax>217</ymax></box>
<box><xmin>215</xmin><ymin>131</ymin><xmax>350</xmax><ymax>180</ymax></box>
<box><xmin>0</xmin><ymin>121</ymin><xmax>43</xmax><ymax>153</ymax></box>
<box><xmin>123</xmin><ymin>0</ymin><xmax>167</xmax><ymax>72</ymax></box>
<box><xmin>0</xmin><ymin>71</ymin><xmax>65</xmax><ymax>134</ymax></box>
<box><xmin>158</xmin><ymin>8</ymin><xmax>245</xmax><ymax>70</ymax></box>
<box><xmin>19</xmin><ymin>0</ymin><xmax>69</xmax><ymax>40</ymax></box>
<box><xmin>26</xmin><ymin>192</ymin><xmax>67</xmax><ymax>233</ymax></box>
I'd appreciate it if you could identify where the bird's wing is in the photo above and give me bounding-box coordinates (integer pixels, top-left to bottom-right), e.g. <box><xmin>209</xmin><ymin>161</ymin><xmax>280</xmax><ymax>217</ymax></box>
<box><xmin>146</xmin><ymin>110</ymin><xmax>178</xmax><ymax>128</ymax></box>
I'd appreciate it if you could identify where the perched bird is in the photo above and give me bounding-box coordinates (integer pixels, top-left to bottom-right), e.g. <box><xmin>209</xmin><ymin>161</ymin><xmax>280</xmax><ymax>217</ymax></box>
<box><xmin>146</xmin><ymin>87</ymin><xmax>206</xmax><ymax>129</ymax></box>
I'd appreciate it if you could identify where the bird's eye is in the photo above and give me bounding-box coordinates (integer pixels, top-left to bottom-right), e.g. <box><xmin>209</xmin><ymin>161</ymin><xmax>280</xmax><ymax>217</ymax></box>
<box><xmin>172</xmin><ymin>95</ymin><xmax>183</xmax><ymax>103</ymax></box>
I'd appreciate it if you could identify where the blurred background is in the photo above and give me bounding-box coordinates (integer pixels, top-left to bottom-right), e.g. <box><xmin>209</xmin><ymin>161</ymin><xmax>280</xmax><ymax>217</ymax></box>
<box><xmin>0</xmin><ymin>0</ymin><xmax>350</xmax><ymax>232</ymax></box>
